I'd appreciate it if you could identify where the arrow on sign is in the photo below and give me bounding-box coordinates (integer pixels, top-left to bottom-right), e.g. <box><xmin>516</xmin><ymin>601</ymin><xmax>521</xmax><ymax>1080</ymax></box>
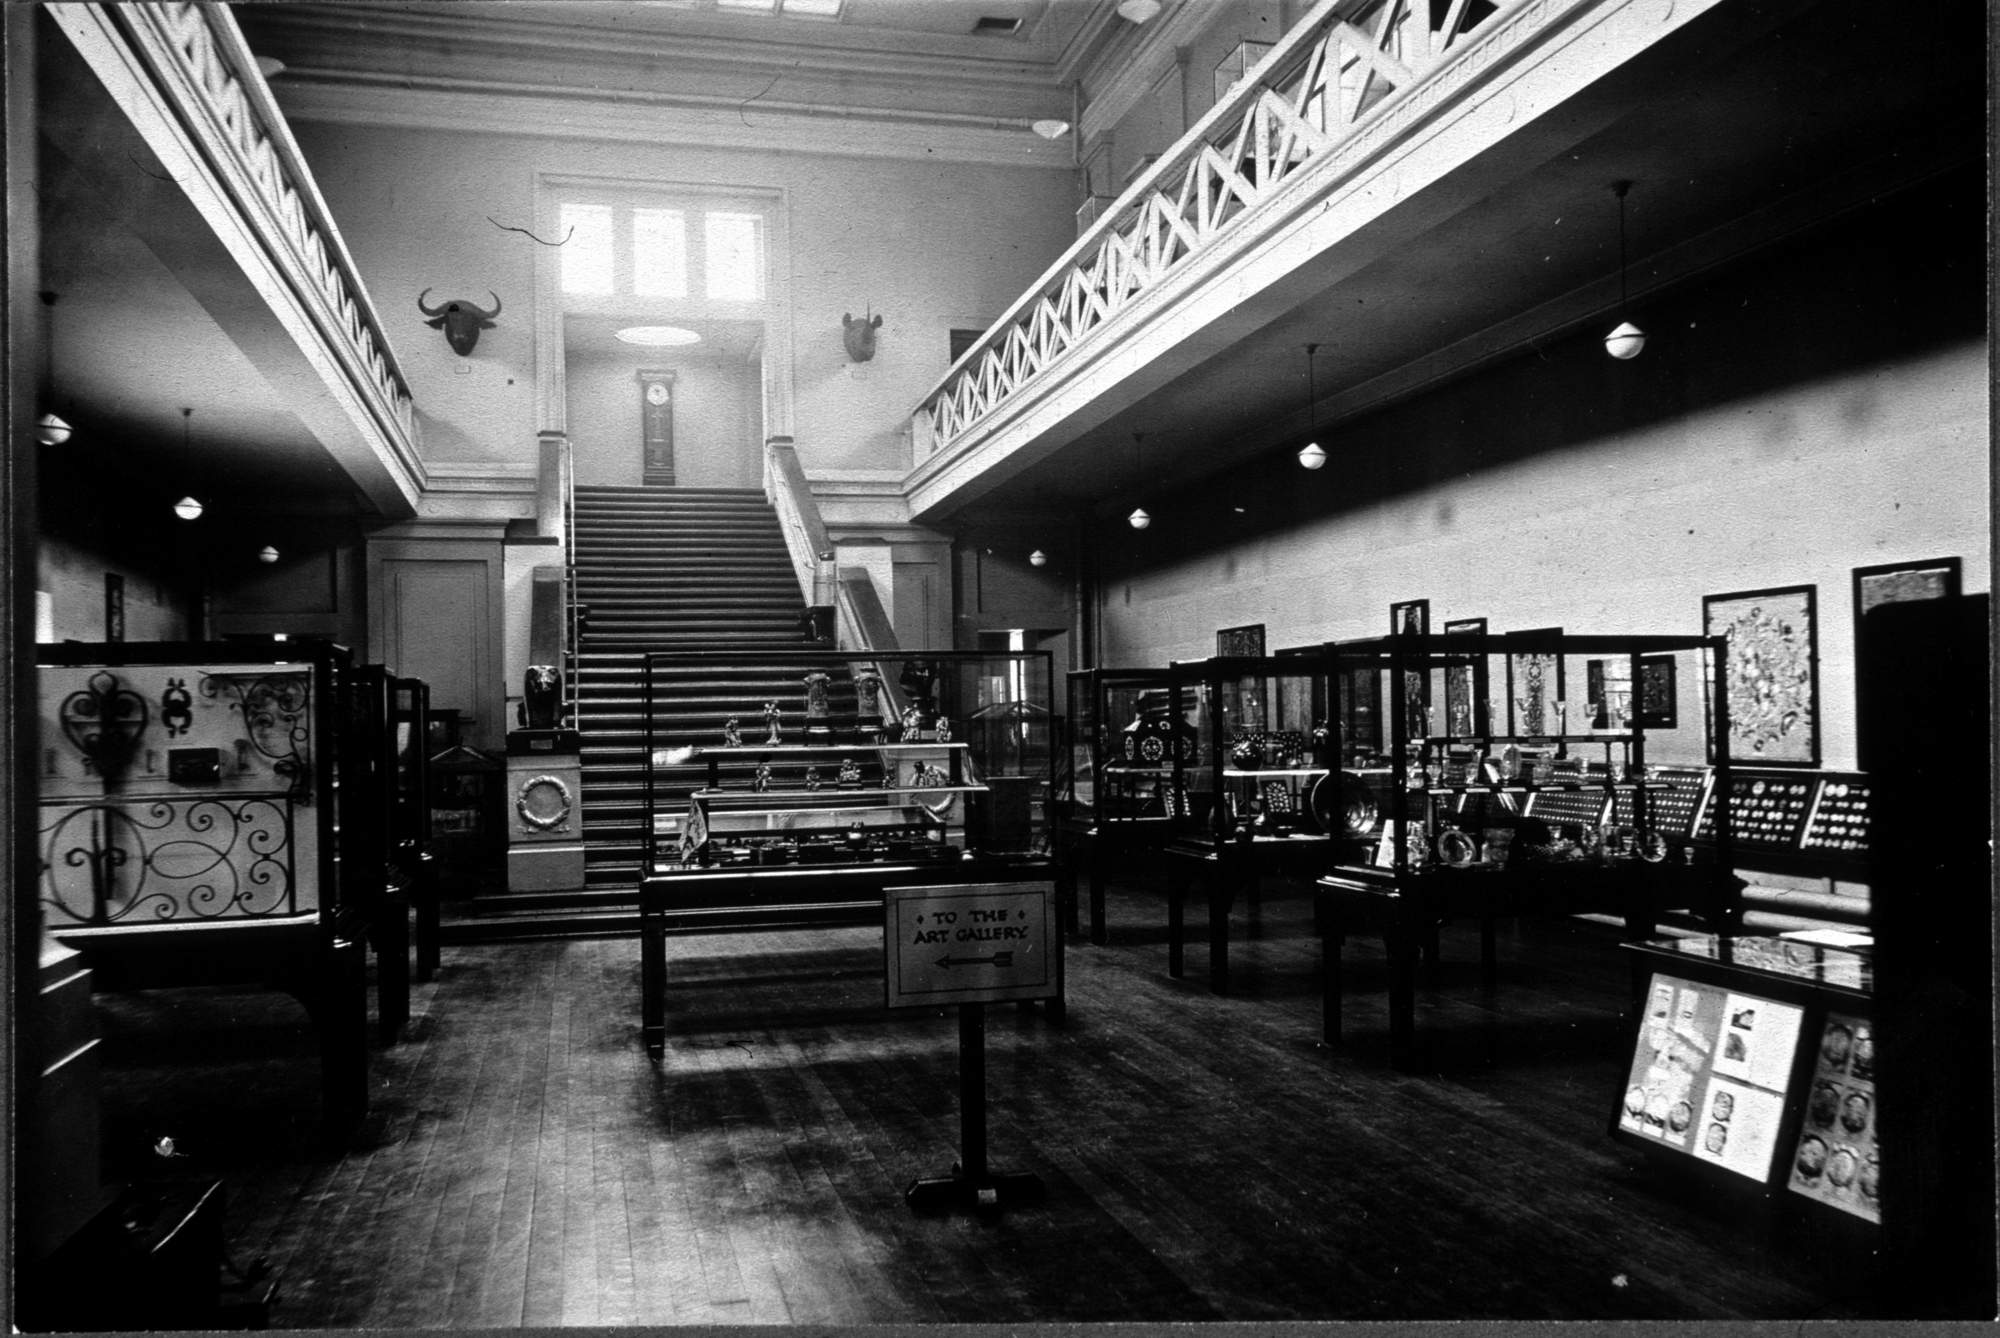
<box><xmin>938</xmin><ymin>951</ymin><xmax>1013</xmax><ymax>970</ymax></box>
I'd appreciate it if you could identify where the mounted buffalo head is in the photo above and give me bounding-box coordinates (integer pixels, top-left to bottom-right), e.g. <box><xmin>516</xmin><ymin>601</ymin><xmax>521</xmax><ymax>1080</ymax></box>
<box><xmin>842</xmin><ymin>310</ymin><xmax>882</xmax><ymax>363</ymax></box>
<box><xmin>417</xmin><ymin>289</ymin><xmax>501</xmax><ymax>356</ymax></box>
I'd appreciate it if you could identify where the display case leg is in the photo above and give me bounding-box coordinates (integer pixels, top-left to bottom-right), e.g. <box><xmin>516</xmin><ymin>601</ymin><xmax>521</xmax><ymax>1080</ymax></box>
<box><xmin>1321</xmin><ymin>923</ymin><xmax>1345</xmax><ymax>1045</ymax></box>
<box><xmin>1167</xmin><ymin>874</ymin><xmax>1185</xmax><ymax>977</ymax></box>
<box><xmin>640</xmin><ymin>897</ymin><xmax>666</xmax><ymax>1060</ymax></box>
<box><xmin>1088</xmin><ymin>868</ymin><xmax>1107</xmax><ymax>946</ymax></box>
<box><xmin>1386</xmin><ymin>931</ymin><xmax>1419</xmax><ymax>1071</ymax></box>
<box><xmin>1207</xmin><ymin>878</ymin><xmax>1231</xmax><ymax>996</ymax></box>
<box><xmin>906</xmin><ymin>1003</ymin><xmax>1045</xmax><ymax>1216</ymax></box>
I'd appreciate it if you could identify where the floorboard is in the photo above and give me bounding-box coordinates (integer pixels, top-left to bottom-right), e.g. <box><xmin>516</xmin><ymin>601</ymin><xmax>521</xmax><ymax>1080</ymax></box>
<box><xmin>82</xmin><ymin>879</ymin><xmax>1910</xmax><ymax>1325</ymax></box>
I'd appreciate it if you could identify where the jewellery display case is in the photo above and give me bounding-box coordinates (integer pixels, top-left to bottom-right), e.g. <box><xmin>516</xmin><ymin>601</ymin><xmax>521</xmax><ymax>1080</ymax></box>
<box><xmin>638</xmin><ymin>648</ymin><xmax>1057</xmax><ymax>1056</ymax></box>
<box><xmin>1058</xmin><ymin>668</ymin><xmax>1187</xmax><ymax>943</ymax></box>
<box><xmin>1314</xmin><ymin>631</ymin><xmax>1745</xmax><ymax>1067</ymax></box>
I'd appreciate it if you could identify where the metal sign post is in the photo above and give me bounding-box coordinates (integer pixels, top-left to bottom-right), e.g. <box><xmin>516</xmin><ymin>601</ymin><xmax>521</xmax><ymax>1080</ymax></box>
<box><xmin>885</xmin><ymin>881</ymin><xmax>1059</xmax><ymax>1215</ymax></box>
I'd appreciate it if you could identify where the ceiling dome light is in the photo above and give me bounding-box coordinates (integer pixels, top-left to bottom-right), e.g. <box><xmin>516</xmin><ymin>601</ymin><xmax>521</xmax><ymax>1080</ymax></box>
<box><xmin>1604</xmin><ymin>320</ymin><xmax>1646</xmax><ymax>361</ymax></box>
<box><xmin>1116</xmin><ymin>0</ymin><xmax>1162</xmax><ymax>21</ymax></box>
<box><xmin>1127</xmin><ymin>507</ymin><xmax>1151</xmax><ymax>530</ymax></box>
<box><xmin>173</xmin><ymin>496</ymin><xmax>204</xmax><ymax>521</ymax></box>
<box><xmin>1028</xmin><ymin>549</ymin><xmax>1048</xmax><ymax>566</ymax></box>
<box><xmin>1297</xmin><ymin>441</ymin><xmax>1326</xmax><ymax>469</ymax></box>
<box><xmin>36</xmin><ymin>413</ymin><xmax>72</xmax><ymax>446</ymax></box>
<box><xmin>1030</xmin><ymin>119</ymin><xmax>1071</xmax><ymax>140</ymax></box>
<box><xmin>259</xmin><ymin>545</ymin><xmax>280</xmax><ymax>564</ymax></box>
<box><xmin>615</xmin><ymin>325</ymin><xmax>702</xmax><ymax>347</ymax></box>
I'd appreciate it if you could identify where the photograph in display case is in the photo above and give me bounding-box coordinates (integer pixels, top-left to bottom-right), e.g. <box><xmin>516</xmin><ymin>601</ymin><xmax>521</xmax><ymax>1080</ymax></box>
<box><xmin>1441</xmin><ymin>617</ymin><xmax>1486</xmax><ymax>737</ymax></box>
<box><xmin>1786</xmin><ymin>1011</ymin><xmax>1879</xmax><ymax>1223</ymax></box>
<box><xmin>1617</xmin><ymin>972</ymin><xmax>1804</xmax><ymax>1183</ymax></box>
<box><xmin>1389</xmin><ymin>601</ymin><xmax>1429</xmax><ymax>741</ymax></box>
<box><xmin>1703</xmin><ymin>585</ymin><xmax>1819</xmax><ymax>766</ymax></box>
<box><xmin>1505</xmin><ymin>627</ymin><xmax>1563</xmax><ymax>737</ymax></box>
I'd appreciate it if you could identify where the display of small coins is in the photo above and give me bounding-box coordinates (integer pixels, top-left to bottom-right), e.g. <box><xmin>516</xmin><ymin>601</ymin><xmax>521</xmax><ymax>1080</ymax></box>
<box><xmin>1800</xmin><ymin>776</ymin><xmax>1871</xmax><ymax>854</ymax></box>
<box><xmin>1696</xmin><ymin>773</ymin><xmax>1813</xmax><ymax>845</ymax></box>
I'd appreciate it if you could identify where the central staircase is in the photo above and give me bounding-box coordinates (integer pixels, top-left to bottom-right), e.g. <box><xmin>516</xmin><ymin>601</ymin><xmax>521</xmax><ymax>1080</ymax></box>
<box><xmin>452</xmin><ymin>485</ymin><xmax>819</xmax><ymax>939</ymax></box>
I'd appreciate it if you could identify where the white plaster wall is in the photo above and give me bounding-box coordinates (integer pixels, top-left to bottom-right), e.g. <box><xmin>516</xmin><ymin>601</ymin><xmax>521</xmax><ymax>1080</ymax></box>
<box><xmin>1097</xmin><ymin>340</ymin><xmax>1989</xmax><ymax>772</ymax></box>
<box><xmin>37</xmin><ymin>535</ymin><xmax>188</xmax><ymax>643</ymax></box>
<box><xmin>566</xmin><ymin>352</ymin><xmax>761</xmax><ymax>489</ymax></box>
<box><xmin>289</xmin><ymin>121</ymin><xmax>1074</xmax><ymax>474</ymax></box>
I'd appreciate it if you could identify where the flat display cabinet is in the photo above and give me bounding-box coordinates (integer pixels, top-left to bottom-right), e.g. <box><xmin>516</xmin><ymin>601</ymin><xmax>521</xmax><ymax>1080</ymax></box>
<box><xmin>1315</xmin><ymin>630</ymin><xmax>1746</xmax><ymax>1066</ymax></box>
<box><xmin>1615</xmin><ymin>932</ymin><xmax>1888</xmax><ymax>1273</ymax></box>
<box><xmin>638</xmin><ymin>648</ymin><xmax>1057</xmax><ymax>1055</ymax></box>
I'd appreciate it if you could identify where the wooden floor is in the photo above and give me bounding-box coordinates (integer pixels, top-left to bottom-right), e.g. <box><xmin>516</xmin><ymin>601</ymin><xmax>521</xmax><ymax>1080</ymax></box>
<box><xmin>89</xmin><ymin>878</ymin><xmax>1894</xmax><ymax>1327</ymax></box>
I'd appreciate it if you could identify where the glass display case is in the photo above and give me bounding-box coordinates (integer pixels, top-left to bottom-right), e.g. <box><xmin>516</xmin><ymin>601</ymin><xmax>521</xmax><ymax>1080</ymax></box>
<box><xmin>644</xmin><ymin>648</ymin><xmax>1054</xmax><ymax>875</ymax></box>
<box><xmin>1162</xmin><ymin>652</ymin><xmax>1349</xmax><ymax>855</ymax></box>
<box><xmin>1062</xmin><ymin>667</ymin><xmax>1189</xmax><ymax>826</ymax></box>
<box><xmin>638</xmin><ymin>648</ymin><xmax>1057</xmax><ymax>1057</ymax></box>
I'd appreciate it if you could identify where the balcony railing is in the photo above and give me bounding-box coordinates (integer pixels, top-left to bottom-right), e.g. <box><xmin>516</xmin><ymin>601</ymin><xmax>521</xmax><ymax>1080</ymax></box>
<box><xmin>911</xmin><ymin>0</ymin><xmax>1518</xmax><ymax>459</ymax></box>
<box><xmin>62</xmin><ymin>3</ymin><xmax>423</xmax><ymax>488</ymax></box>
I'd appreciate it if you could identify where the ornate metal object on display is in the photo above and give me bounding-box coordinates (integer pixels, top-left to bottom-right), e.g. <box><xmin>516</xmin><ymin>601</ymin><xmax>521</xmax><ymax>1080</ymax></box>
<box><xmin>200</xmin><ymin>671</ymin><xmax>312</xmax><ymax>801</ymax></box>
<box><xmin>753</xmin><ymin>761</ymin><xmax>773</xmax><ymax>793</ymax></box>
<box><xmin>723</xmin><ymin>717</ymin><xmax>742</xmax><ymax>747</ymax></box>
<box><xmin>160</xmin><ymin>678</ymin><xmax>194</xmax><ymax>738</ymax></box>
<box><xmin>935</xmin><ymin>716</ymin><xmax>952</xmax><ymax>744</ymax></box>
<box><xmin>39</xmin><ymin>795</ymin><xmax>296</xmax><ymax>925</ymax></box>
<box><xmin>520</xmin><ymin>664</ymin><xmax>562</xmax><ymax>729</ymax></box>
<box><xmin>804</xmin><ymin>767</ymin><xmax>823</xmax><ymax>792</ymax></box>
<box><xmin>763</xmin><ymin>700</ymin><xmax>783</xmax><ymax>745</ymax></box>
<box><xmin>837</xmin><ymin>757</ymin><xmax>862</xmax><ymax>788</ymax></box>
<box><xmin>804</xmin><ymin>672</ymin><xmax>832</xmax><ymax>740</ymax></box>
<box><xmin>60</xmin><ymin>670</ymin><xmax>149</xmax><ymax>787</ymax></box>
<box><xmin>854</xmin><ymin>670</ymin><xmax>884</xmax><ymax>740</ymax></box>
<box><xmin>514</xmin><ymin>774</ymin><xmax>574</xmax><ymax>834</ymax></box>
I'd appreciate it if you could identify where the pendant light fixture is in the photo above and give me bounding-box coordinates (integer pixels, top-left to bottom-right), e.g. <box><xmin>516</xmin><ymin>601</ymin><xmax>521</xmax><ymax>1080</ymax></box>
<box><xmin>172</xmin><ymin>407</ymin><xmax>204</xmax><ymax>520</ymax></box>
<box><xmin>1028</xmin><ymin>549</ymin><xmax>1048</xmax><ymax>567</ymax></box>
<box><xmin>36</xmin><ymin>413</ymin><xmax>72</xmax><ymax>446</ymax></box>
<box><xmin>1604</xmin><ymin>180</ymin><xmax>1645</xmax><ymax>361</ymax></box>
<box><xmin>259</xmin><ymin>545</ymin><xmax>280</xmax><ymax>564</ymax></box>
<box><xmin>1127</xmin><ymin>430</ymin><xmax>1150</xmax><ymax>529</ymax></box>
<box><xmin>1297</xmin><ymin>343</ymin><xmax>1326</xmax><ymax>469</ymax></box>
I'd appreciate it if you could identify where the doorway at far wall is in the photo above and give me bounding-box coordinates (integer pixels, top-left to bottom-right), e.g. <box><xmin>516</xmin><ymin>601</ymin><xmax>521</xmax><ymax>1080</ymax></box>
<box><xmin>562</xmin><ymin>334</ymin><xmax>767</xmax><ymax>489</ymax></box>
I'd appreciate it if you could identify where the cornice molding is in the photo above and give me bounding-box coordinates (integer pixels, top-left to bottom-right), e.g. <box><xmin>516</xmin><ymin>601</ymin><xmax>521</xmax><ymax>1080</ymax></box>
<box><xmin>272</xmin><ymin>77</ymin><xmax>1076</xmax><ymax>170</ymax></box>
<box><xmin>1075</xmin><ymin>2</ymin><xmax>1221</xmax><ymax>143</ymax></box>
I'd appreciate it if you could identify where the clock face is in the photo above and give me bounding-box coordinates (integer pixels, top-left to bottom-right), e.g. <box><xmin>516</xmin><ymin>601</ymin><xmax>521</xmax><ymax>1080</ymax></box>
<box><xmin>645</xmin><ymin>382</ymin><xmax>669</xmax><ymax>406</ymax></box>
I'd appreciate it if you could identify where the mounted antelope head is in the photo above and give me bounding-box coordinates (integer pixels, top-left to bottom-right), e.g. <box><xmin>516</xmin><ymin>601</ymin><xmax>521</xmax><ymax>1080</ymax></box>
<box><xmin>417</xmin><ymin>289</ymin><xmax>502</xmax><ymax>356</ymax></box>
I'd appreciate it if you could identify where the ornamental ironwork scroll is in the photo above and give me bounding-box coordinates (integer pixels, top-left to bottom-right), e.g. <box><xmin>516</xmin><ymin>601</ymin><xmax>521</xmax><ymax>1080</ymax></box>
<box><xmin>59</xmin><ymin>670</ymin><xmax>151</xmax><ymax>787</ymax></box>
<box><xmin>200</xmin><ymin>671</ymin><xmax>313</xmax><ymax>800</ymax></box>
<box><xmin>40</xmin><ymin>794</ymin><xmax>297</xmax><ymax>926</ymax></box>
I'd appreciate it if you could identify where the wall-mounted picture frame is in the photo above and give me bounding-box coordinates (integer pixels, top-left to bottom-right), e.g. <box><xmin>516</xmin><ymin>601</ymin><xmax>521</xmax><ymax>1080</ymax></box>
<box><xmin>1216</xmin><ymin>624</ymin><xmax>1266</xmax><ymax>658</ymax></box>
<box><xmin>1441</xmin><ymin>617</ymin><xmax>1487</xmax><ymax>737</ymax></box>
<box><xmin>1638</xmin><ymin>654</ymin><xmax>1678</xmax><ymax>730</ymax></box>
<box><xmin>1852</xmin><ymin>556</ymin><xmax>1959</xmax><ymax>770</ymax></box>
<box><xmin>1505</xmin><ymin>627</ymin><xmax>1563</xmax><ymax>737</ymax></box>
<box><xmin>1389</xmin><ymin>601</ymin><xmax>1430</xmax><ymax>741</ymax></box>
<box><xmin>104</xmin><ymin>572</ymin><xmax>125</xmax><ymax>644</ymax></box>
<box><xmin>1703</xmin><ymin>584</ymin><xmax>1819</xmax><ymax>766</ymax></box>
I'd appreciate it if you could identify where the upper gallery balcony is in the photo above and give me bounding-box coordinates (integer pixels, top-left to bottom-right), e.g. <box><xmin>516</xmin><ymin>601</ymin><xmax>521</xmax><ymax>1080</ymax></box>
<box><xmin>902</xmin><ymin>0</ymin><xmax>1979</xmax><ymax>526</ymax></box>
<box><xmin>40</xmin><ymin>3</ymin><xmax>425</xmax><ymax>520</ymax></box>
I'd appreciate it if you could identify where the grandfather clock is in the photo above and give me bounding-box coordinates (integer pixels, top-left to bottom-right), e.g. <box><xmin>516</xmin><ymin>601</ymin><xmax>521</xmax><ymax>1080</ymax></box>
<box><xmin>637</xmin><ymin>368</ymin><xmax>676</xmax><ymax>485</ymax></box>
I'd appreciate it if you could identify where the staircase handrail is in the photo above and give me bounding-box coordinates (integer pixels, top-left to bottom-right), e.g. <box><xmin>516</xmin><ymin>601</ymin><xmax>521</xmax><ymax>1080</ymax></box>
<box><xmin>763</xmin><ymin>437</ymin><xmax>834</xmax><ymax>611</ymax></box>
<box><xmin>558</xmin><ymin>436</ymin><xmax>579</xmax><ymax>722</ymax></box>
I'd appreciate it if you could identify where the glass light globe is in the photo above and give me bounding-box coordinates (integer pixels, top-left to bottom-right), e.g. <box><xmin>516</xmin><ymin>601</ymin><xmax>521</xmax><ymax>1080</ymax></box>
<box><xmin>1128</xmin><ymin>507</ymin><xmax>1151</xmax><ymax>530</ymax></box>
<box><xmin>1604</xmin><ymin>320</ymin><xmax>1646</xmax><ymax>360</ymax></box>
<box><xmin>173</xmin><ymin>496</ymin><xmax>203</xmax><ymax>521</ymax></box>
<box><xmin>259</xmin><ymin>545</ymin><xmax>280</xmax><ymax>564</ymax></box>
<box><xmin>1297</xmin><ymin>441</ymin><xmax>1326</xmax><ymax>469</ymax></box>
<box><xmin>1028</xmin><ymin>549</ymin><xmax>1048</xmax><ymax>566</ymax></box>
<box><xmin>36</xmin><ymin>413</ymin><xmax>72</xmax><ymax>445</ymax></box>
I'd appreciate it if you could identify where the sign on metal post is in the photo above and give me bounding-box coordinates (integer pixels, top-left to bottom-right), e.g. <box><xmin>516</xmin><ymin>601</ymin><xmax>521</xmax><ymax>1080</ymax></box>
<box><xmin>884</xmin><ymin>881</ymin><xmax>1058</xmax><ymax>1009</ymax></box>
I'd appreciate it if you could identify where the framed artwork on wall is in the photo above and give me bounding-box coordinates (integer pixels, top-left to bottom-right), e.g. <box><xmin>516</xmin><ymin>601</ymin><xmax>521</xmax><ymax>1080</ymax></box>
<box><xmin>1216</xmin><ymin>624</ymin><xmax>1266</xmax><ymax>657</ymax></box>
<box><xmin>1389</xmin><ymin>600</ymin><xmax>1430</xmax><ymax>741</ymax></box>
<box><xmin>1338</xmin><ymin>666</ymin><xmax>1382</xmax><ymax>759</ymax></box>
<box><xmin>1441</xmin><ymin>617</ymin><xmax>1487</xmax><ymax>737</ymax></box>
<box><xmin>1638</xmin><ymin>654</ymin><xmax>1678</xmax><ymax>729</ymax></box>
<box><xmin>104</xmin><ymin>573</ymin><xmax>125</xmax><ymax>643</ymax></box>
<box><xmin>1506</xmin><ymin>627</ymin><xmax>1563</xmax><ymax>737</ymax></box>
<box><xmin>1852</xmin><ymin>556</ymin><xmax>1959</xmax><ymax>770</ymax></box>
<box><xmin>1703</xmin><ymin>584</ymin><xmax>1820</xmax><ymax>766</ymax></box>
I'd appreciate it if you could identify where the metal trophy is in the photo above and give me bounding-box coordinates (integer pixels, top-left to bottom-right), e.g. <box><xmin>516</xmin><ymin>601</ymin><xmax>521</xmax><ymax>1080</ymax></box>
<box><xmin>803</xmin><ymin>671</ymin><xmax>833</xmax><ymax>743</ymax></box>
